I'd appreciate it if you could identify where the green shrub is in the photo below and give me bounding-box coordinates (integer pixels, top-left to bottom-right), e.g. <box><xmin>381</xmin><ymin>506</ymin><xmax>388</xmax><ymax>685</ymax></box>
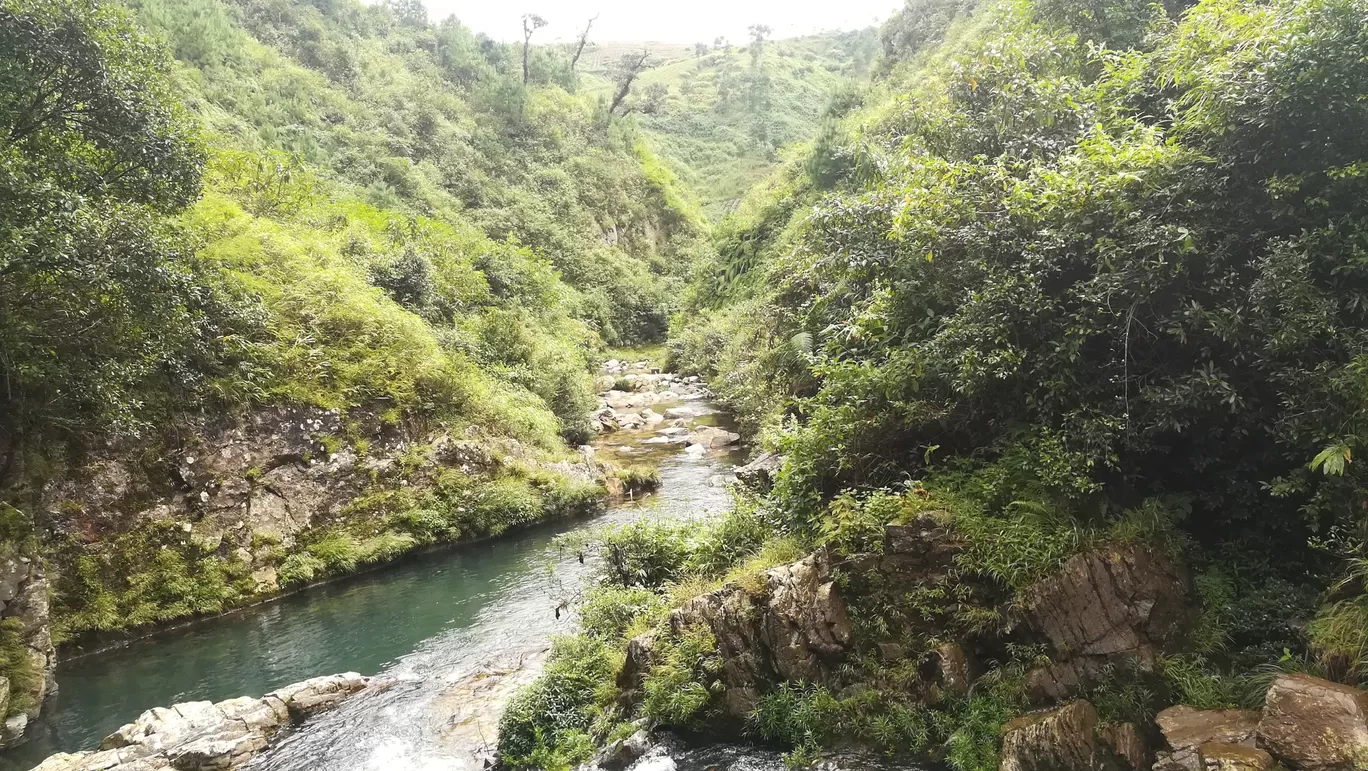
<box><xmin>498</xmin><ymin>636</ymin><xmax>619</xmax><ymax>769</ymax></box>
<box><xmin>579</xmin><ymin>586</ymin><xmax>666</xmax><ymax>641</ymax></box>
<box><xmin>277</xmin><ymin>552</ymin><xmax>327</xmax><ymax>587</ymax></box>
<box><xmin>640</xmin><ymin>625</ymin><xmax>723</xmax><ymax>725</ymax></box>
<box><xmin>0</xmin><ymin>618</ymin><xmax>39</xmax><ymax>717</ymax></box>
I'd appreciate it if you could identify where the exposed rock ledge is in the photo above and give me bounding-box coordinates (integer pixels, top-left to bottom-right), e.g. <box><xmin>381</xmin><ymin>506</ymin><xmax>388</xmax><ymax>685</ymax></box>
<box><xmin>31</xmin><ymin>672</ymin><xmax>370</xmax><ymax>771</ymax></box>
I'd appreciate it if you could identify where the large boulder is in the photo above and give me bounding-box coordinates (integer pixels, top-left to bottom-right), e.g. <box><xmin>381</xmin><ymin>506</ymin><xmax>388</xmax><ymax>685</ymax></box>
<box><xmin>1000</xmin><ymin>700</ymin><xmax>1136</xmax><ymax>771</ymax></box>
<box><xmin>734</xmin><ymin>451</ymin><xmax>782</xmax><ymax>491</ymax></box>
<box><xmin>1022</xmin><ymin>545</ymin><xmax>1192</xmax><ymax>705</ymax></box>
<box><xmin>1259</xmin><ymin>674</ymin><xmax>1368</xmax><ymax>771</ymax></box>
<box><xmin>686</xmin><ymin>426</ymin><xmax>740</xmax><ymax>449</ymax></box>
<box><xmin>1153</xmin><ymin>705</ymin><xmax>1261</xmax><ymax>771</ymax></box>
<box><xmin>1026</xmin><ymin>545</ymin><xmax>1192</xmax><ymax>659</ymax></box>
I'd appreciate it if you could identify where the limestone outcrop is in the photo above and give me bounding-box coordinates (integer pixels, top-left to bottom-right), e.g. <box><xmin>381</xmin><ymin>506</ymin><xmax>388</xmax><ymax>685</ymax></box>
<box><xmin>0</xmin><ymin>552</ymin><xmax>55</xmax><ymax>748</ymax></box>
<box><xmin>30</xmin><ymin>672</ymin><xmax>369</xmax><ymax>771</ymax></box>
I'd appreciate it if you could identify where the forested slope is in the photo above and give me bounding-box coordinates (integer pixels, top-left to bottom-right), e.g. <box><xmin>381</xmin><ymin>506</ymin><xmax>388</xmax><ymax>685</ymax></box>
<box><xmin>0</xmin><ymin>0</ymin><xmax>708</xmax><ymax>733</ymax></box>
<box><xmin>579</xmin><ymin>30</ymin><xmax>879</xmax><ymax>218</ymax></box>
<box><xmin>501</xmin><ymin>0</ymin><xmax>1368</xmax><ymax>767</ymax></box>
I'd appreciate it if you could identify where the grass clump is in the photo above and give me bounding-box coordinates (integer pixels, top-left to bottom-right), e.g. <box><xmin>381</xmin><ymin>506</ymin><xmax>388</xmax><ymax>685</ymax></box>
<box><xmin>640</xmin><ymin>626</ymin><xmax>724</xmax><ymax>726</ymax></box>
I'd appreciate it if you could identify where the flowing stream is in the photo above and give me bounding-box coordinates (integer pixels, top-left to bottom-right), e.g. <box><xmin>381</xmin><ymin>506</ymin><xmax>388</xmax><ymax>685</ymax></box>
<box><xmin>2</xmin><ymin>395</ymin><xmax>744</xmax><ymax>771</ymax></box>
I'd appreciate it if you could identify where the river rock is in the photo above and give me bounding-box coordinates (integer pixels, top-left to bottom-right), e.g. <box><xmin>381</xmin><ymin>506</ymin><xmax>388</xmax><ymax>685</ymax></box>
<box><xmin>687</xmin><ymin>426</ymin><xmax>739</xmax><ymax>449</ymax></box>
<box><xmin>1258</xmin><ymin>673</ymin><xmax>1368</xmax><ymax>770</ymax></box>
<box><xmin>734</xmin><ymin>451</ymin><xmax>782</xmax><ymax>491</ymax></box>
<box><xmin>34</xmin><ymin>673</ymin><xmax>370</xmax><ymax>771</ymax></box>
<box><xmin>1000</xmin><ymin>700</ymin><xmax>1112</xmax><ymax>771</ymax></box>
<box><xmin>1153</xmin><ymin>705</ymin><xmax>1261</xmax><ymax>771</ymax></box>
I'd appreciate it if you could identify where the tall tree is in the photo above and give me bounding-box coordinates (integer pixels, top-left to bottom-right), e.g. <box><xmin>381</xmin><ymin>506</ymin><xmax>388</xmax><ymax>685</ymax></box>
<box><xmin>607</xmin><ymin>50</ymin><xmax>652</xmax><ymax>118</ymax></box>
<box><xmin>521</xmin><ymin>13</ymin><xmax>547</xmax><ymax>84</ymax></box>
<box><xmin>0</xmin><ymin>0</ymin><xmax>212</xmax><ymax>480</ymax></box>
<box><xmin>569</xmin><ymin>14</ymin><xmax>597</xmax><ymax>72</ymax></box>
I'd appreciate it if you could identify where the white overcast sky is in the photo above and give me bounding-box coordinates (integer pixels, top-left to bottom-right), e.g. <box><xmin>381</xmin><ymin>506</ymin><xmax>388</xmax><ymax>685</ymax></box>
<box><xmin>408</xmin><ymin>0</ymin><xmax>905</xmax><ymax>43</ymax></box>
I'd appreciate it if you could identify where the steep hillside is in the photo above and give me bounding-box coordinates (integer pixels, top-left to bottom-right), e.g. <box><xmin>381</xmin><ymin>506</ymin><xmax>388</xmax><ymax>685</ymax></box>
<box><xmin>0</xmin><ymin>0</ymin><xmax>706</xmax><ymax>741</ymax></box>
<box><xmin>502</xmin><ymin>0</ymin><xmax>1368</xmax><ymax>767</ymax></box>
<box><xmin>581</xmin><ymin>30</ymin><xmax>879</xmax><ymax>218</ymax></box>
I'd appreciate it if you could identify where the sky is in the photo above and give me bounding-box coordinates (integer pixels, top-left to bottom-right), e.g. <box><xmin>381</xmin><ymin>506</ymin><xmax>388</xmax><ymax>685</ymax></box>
<box><xmin>409</xmin><ymin>0</ymin><xmax>905</xmax><ymax>44</ymax></box>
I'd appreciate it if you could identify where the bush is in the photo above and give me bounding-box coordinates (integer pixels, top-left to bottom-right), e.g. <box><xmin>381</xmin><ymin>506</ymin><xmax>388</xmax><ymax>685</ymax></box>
<box><xmin>640</xmin><ymin>626</ymin><xmax>723</xmax><ymax>725</ymax></box>
<box><xmin>498</xmin><ymin>636</ymin><xmax>620</xmax><ymax>769</ymax></box>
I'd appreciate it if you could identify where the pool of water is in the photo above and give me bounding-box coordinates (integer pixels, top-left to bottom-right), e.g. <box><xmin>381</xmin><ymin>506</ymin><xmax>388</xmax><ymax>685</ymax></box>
<box><xmin>2</xmin><ymin>404</ymin><xmax>743</xmax><ymax>771</ymax></box>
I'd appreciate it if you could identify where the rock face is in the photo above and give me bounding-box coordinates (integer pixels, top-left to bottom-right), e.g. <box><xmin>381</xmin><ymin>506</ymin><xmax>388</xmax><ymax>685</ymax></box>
<box><xmin>624</xmin><ymin>552</ymin><xmax>852</xmax><ymax>717</ymax></box>
<box><xmin>1000</xmin><ymin>700</ymin><xmax>1141</xmax><ymax>771</ymax></box>
<box><xmin>1024</xmin><ymin>545</ymin><xmax>1193</xmax><ymax>704</ymax></box>
<box><xmin>0</xmin><ymin>552</ymin><xmax>56</xmax><ymax>747</ymax></box>
<box><xmin>1259</xmin><ymin>673</ymin><xmax>1368</xmax><ymax>771</ymax></box>
<box><xmin>1153</xmin><ymin>705</ymin><xmax>1262</xmax><ymax>771</ymax></box>
<box><xmin>30</xmin><ymin>672</ymin><xmax>369</xmax><ymax>771</ymax></box>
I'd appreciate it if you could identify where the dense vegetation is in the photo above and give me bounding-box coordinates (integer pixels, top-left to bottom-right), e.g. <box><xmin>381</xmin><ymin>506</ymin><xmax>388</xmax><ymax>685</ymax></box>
<box><xmin>0</xmin><ymin>0</ymin><xmax>709</xmax><ymax>666</ymax></box>
<box><xmin>579</xmin><ymin>30</ymin><xmax>879</xmax><ymax>218</ymax></box>
<box><xmin>505</xmin><ymin>0</ymin><xmax>1368</xmax><ymax>766</ymax></box>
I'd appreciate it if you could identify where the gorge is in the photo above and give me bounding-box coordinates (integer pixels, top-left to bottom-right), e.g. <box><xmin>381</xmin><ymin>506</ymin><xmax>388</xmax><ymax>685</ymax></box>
<box><xmin>6</xmin><ymin>0</ymin><xmax>1368</xmax><ymax>769</ymax></box>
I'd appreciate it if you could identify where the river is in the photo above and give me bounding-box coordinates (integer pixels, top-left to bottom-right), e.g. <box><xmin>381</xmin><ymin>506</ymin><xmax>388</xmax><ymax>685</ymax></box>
<box><xmin>2</xmin><ymin>392</ymin><xmax>744</xmax><ymax>771</ymax></box>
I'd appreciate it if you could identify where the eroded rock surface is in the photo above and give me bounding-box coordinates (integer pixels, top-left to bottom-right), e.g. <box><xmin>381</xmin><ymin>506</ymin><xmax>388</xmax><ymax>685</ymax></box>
<box><xmin>30</xmin><ymin>672</ymin><xmax>369</xmax><ymax>771</ymax></box>
<box><xmin>1153</xmin><ymin>705</ymin><xmax>1262</xmax><ymax>771</ymax></box>
<box><xmin>1000</xmin><ymin>700</ymin><xmax>1139</xmax><ymax>771</ymax></box>
<box><xmin>625</xmin><ymin>552</ymin><xmax>852</xmax><ymax>717</ymax></box>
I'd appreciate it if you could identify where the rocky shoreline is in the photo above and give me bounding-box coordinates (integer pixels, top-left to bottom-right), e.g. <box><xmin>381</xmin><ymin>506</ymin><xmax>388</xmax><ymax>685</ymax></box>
<box><xmin>29</xmin><ymin>673</ymin><xmax>370</xmax><ymax>771</ymax></box>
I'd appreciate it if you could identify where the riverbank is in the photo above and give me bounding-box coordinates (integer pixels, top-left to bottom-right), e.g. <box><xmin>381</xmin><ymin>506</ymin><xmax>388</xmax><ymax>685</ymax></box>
<box><xmin>6</xmin><ymin>366</ymin><xmax>744</xmax><ymax>771</ymax></box>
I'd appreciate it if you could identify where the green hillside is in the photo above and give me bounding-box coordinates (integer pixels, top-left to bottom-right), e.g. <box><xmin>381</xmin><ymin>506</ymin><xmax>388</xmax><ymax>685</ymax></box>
<box><xmin>580</xmin><ymin>31</ymin><xmax>879</xmax><ymax>218</ymax></box>
<box><xmin>0</xmin><ymin>0</ymin><xmax>707</xmax><ymax>648</ymax></box>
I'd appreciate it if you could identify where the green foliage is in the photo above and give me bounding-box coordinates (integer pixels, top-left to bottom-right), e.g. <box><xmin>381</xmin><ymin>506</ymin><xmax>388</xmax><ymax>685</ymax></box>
<box><xmin>579</xmin><ymin>586</ymin><xmax>666</xmax><ymax>641</ymax></box>
<box><xmin>580</xmin><ymin>32</ymin><xmax>878</xmax><ymax>218</ymax></box>
<box><xmin>498</xmin><ymin>635</ymin><xmax>619</xmax><ymax>769</ymax></box>
<box><xmin>640</xmin><ymin>625</ymin><xmax>723</xmax><ymax>725</ymax></box>
<box><xmin>0</xmin><ymin>618</ymin><xmax>39</xmax><ymax>717</ymax></box>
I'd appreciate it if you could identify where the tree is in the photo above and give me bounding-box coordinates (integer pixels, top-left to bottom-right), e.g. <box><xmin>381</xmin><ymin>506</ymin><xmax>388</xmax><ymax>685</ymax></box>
<box><xmin>748</xmin><ymin>24</ymin><xmax>771</xmax><ymax>66</ymax></box>
<box><xmin>569</xmin><ymin>14</ymin><xmax>597</xmax><ymax>72</ymax></box>
<box><xmin>521</xmin><ymin>13</ymin><xmax>547</xmax><ymax>84</ymax></box>
<box><xmin>606</xmin><ymin>50</ymin><xmax>653</xmax><ymax>117</ymax></box>
<box><xmin>385</xmin><ymin>0</ymin><xmax>426</xmax><ymax>27</ymax></box>
<box><xmin>0</xmin><ymin>0</ymin><xmax>214</xmax><ymax>480</ymax></box>
<box><xmin>713</xmin><ymin>36</ymin><xmax>728</xmax><ymax>50</ymax></box>
<box><xmin>694</xmin><ymin>42</ymin><xmax>708</xmax><ymax>58</ymax></box>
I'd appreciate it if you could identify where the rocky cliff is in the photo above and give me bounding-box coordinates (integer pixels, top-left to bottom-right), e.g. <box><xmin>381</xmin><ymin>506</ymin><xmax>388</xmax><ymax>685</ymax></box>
<box><xmin>0</xmin><ymin>552</ymin><xmax>55</xmax><ymax>748</ymax></box>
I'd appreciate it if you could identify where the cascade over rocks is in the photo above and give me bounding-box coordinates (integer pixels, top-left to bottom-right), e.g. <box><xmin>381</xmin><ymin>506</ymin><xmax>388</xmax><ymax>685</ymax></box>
<box><xmin>31</xmin><ymin>672</ymin><xmax>370</xmax><ymax>771</ymax></box>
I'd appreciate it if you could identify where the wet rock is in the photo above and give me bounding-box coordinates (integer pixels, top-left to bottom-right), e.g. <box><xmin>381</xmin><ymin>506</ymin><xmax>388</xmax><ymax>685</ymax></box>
<box><xmin>596</xmin><ymin>729</ymin><xmax>653</xmax><ymax>770</ymax></box>
<box><xmin>1000</xmin><ymin>700</ymin><xmax>1115</xmax><ymax>771</ymax></box>
<box><xmin>734</xmin><ymin>451</ymin><xmax>782</xmax><ymax>491</ymax></box>
<box><xmin>1198</xmin><ymin>743</ymin><xmax>1274</xmax><ymax>771</ymax></box>
<box><xmin>687</xmin><ymin>426</ymin><xmax>740</xmax><ymax>448</ymax></box>
<box><xmin>1259</xmin><ymin>673</ymin><xmax>1368</xmax><ymax>771</ymax></box>
<box><xmin>33</xmin><ymin>673</ymin><xmax>369</xmax><ymax>771</ymax></box>
<box><xmin>1153</xmin><ymin>705</ymin><xmax>1261</xmax><ymax>771</ymax></box>
<box><xmin>631</xmin><ymin>756</ymin><xmax>677</xmax><ymax>771</ymax></box>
